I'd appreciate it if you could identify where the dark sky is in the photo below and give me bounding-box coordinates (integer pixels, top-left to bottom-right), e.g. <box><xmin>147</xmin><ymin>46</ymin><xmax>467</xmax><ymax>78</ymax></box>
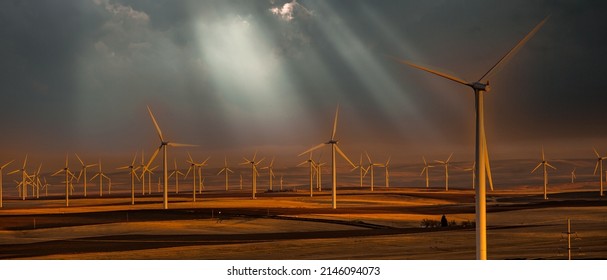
<box><xmin>1</xmin><ymin>0</ymin><xmax>606</xmax><ymax>169</ymax></box>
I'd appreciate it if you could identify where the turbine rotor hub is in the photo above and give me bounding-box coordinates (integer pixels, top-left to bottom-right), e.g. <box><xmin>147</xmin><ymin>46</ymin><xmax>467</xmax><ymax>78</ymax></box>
<box><xmin>472</xmin><ymin>81</ymin><xmax>490</xmax><ymax>92</ymax></box>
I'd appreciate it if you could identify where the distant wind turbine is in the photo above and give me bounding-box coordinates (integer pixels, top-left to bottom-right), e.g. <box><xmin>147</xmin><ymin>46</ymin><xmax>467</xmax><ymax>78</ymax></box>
<box><xmin>420</xmin><ymin>156</ymin><xmax>433</xmax><ymax>189</ymax></box>
<box><xmin>297</xmin><ymin>153</ymin><xmax>316</xmax><ymax>197</ymax></box>
<box><xmin>531</xmin><ymin>147</ymin><xmax>556</xmax><ymax>200</ymax></box>
<box><xmin>117</xmin><ymin>153</ymin><xmax>140</xmax><ymax>205</ymax></box>
<box><xmin>299</xmin><ymin>105</ymin><xmax>356</xmax><ymax>209</ymax></box>
<box><xmin>364</xmin><ymin>151</ymin><xmax>382</xmax><ymax>191</ymax></box>
<box><xmin>463</xmin><ymin>162</ymin><xmax>476</xmax><ymax>189</ymax></box>
<box><xmin>435</xmin><ymin>153</ymin><xmax>453</xmax><ymax>191</ymax></box>
<box><xmin>382</xmin><ymin>156</ymin><xmax>391</xmax><ymax>189</ymax></box>
<box><xmin>8</xmin><ymin>155</ymin><xmax>29</xmax><ymax>200</ymax></box>
<box><xmin>145</xmin><ymin>106</ymin><xmax>197</xmax><ymax>209</ymax></box>
<box><xmin>351</xmin><ymin>154</ymin><xmax>367</xmax><ymax>188</ymax></box>
<box><xmin>168</xmin><ymin>159</ymin><xmax>184</xmax><ymax>194</ymax></box>
<box><xmin>260</xmin><ymin>157</ymin><xmax>276</xmax><ymax>191</ymax></box>
<box><xmin>241</xmin><ymin>152</ymin><xmax>264</xmax><ymax>199</ymax></box>
<box><xmin>52</xmin><ymin>155</ymin><xmax>75</xmax><ymax>207</ymax></box>
<box><xmin>571</xmin><ymin>168</ymin><xmax>576</xmax><ymax>184</ymax></box>
<box><xmin>90</xmin><ymin>159</ymin><xmax>110</xmax><ymax>197</ymax></box>
<box><xmin>394</xmin><ymin>16</ymin><xmax>547</xmax><ymax>259</ymax></box>
<box><xmin>217</xmin><ymin>156</ymin><xmax>234</xmax><ymax>191</ymax></box>
<box><xmin>593</xmin><ymin>148</ymin><xmax>606</xmax><ymax>197</ymax></box>
<box><xmin>75</xmin><ymin>153</ymin><xmax>97</xmax><ymax>197</ymax></box>
<box><xmin>0</xmin><ymin>160</ymin><xmax>14</xmax><ymax>208</ymax></box>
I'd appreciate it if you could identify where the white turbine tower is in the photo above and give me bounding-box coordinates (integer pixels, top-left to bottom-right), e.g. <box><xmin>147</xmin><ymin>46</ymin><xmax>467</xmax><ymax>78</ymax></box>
<box><xmin>52</xmin><ymin>155</ymin><xmax>75</xmax><ymax>207</ymax></box>
<box><xmin>217</xmin><ymin>156</ymin><xmax>234</xmax><ymax>191</ymax></box>
<box><xmin>299</xmin><ymin>105</ymin><xmax>356</xmax><ymax>209</ymax></box>
<box><xmin>531</xmin><ymin>147</ymin><xmax>556</xmax><ymax>200</ymax></box>
<box><xmin>75</xmin><ymin>153</ymin><xmax>97</xmax><ymax>197</ymax></box>
<box><xmin>593</xmin><ymin>148</ymin><xmax>606</xmax><ymax>197</ymax></box>
<box><xmin>394</xmin><ymin>17</ymin><xmax>548</xmax><ymax>259</ymax></box>
<box><xmin>118</xmin><ymin>153</ymin><xmax>140</xmax><ymax>205</ymax></box>
<box><xmin>145</xmin><ymin>106</ymin><xmax>197</xmax><ymax>209</ymax></box>
<box><xmin>241</xmin><ymin>152</ymin><xmax>264</xmax><ymax>199</ymax></box>
<box><xmin>435</xmin><ymin>153</ymin><xmax>453</xmax><ymax>191</ymax></box>
<box><xmin>420</xmin><ymin>156</ymin><xmax>433</xmax><ymax>189</ymax></box>
<box><xmin>0</xmin><ymin>160</ymin><xmax>14</xmax><ymax>208</ymax></box>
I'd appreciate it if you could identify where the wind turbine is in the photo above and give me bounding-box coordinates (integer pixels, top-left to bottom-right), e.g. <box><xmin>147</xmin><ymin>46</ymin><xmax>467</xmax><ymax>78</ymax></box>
<box><xmin>297</xmin><ymin>153</ymin><xmax>316</xmax><ymax>197</ymax></box>
<box><xmin>75</xmin><ymin>153</ymin><xmax>97</xmax><ymax>197</ymax></box>
<box><xmin>240</xmin><ymin>152</ymin><xmax>264</xmax><ymax>199</ymax></box>
<box><xmin>145</xmin><ymin>106</ymin><xmax>197</xmax><ymax>209</ymax></box>
<box><xmin>420</xmin><ymin>156</ymin><xmax>433</xmax><ymax>189</ymax></box>
<box><xmin>117</xmin><ymin>153</ymin><xmax>140</xmax><ymax>205</ymax></box>
<box><xmin>90</xmin><ymin>159</ymin><xmax>110</xmax><ymax>197</ymax></box>
<box><xmin>280</xmin><ymin>175</ymin><xmax>284</xmax><ymax>191</ymax></box>
<box><xmin>196</xmin><ymin>157</ymin><xmax>210</xmax><ymax>194</ymax></box>
<box><xmin>571</xmin><ymin>168</ymin><xmax>576</xmax><ymax>184</ymax></box>
<box><xmin>168</xmin><ymin>159</ymin><xmax>184</xmax><ymax>194</ymax></box>
<box><xmin>382</xmin><ymin>156</ymin><xmax>391</xmax><ymax>189</ymax></box>
<box><xmin>184</xmin><ymin>154</ymin><xmax>198</xmax><ymax>200</ymax></box>
<box><xmin>8</xmin><ymin>155</ymin><xmax>29</xmax><ymax>200</ymax></box>
<box><xmin>0</xmin><ymin>160</ymin><xmax>14</xmax><ymax>207</ymax></box>
<box><xmin>351</xmin><ymin>154</ymin><xmax>367</xmax><ymax>188</ymax></box>
<box><xmin>31</xmin><ymin>163</ymin><xmax>43</xmax><ymax>199</ymax></box>
<box><xmin>531</xmin><ymin>147</ymin><xmax>556</xmax><ymax>200</ymax></box>
<box><xmin>41</xmin><ymin>177</ymin><xmax>50</xmax><ymax>197</ymax></box>
<box><xmin>52</xmin><ymin>155</ymin><xmax>75</xmax><ymax>207</ymax></box>
<box><xmin>463</xmin><ymin>162</ymin><xmax>476</xmax><ymax>189</ymax></box>
<box><xmin>239</xmin><ymin>173</ymin><xmax>243</xmax><ymax>190</ymax></box>
<box><xmin>261</xmin><ymin>157</ymin><xmax>276</xmax><ymax>191</ymax></box>
<box><xmin>394</xmin><ymin>17</ymin><xmax>548</xmax><ymax>259</ymax></box>
<box><xmin>593</xmin><ymin>148</ymin><xmax>606</xmax><ymax>197</ymax></box>
<box><xmin>138</xmin><ymin>150</ymin><xmax>148</xmax><ymax>195</ymax></box>
<box><xmin>435</xmin><ymin>153</ymin><xmax>454</xmax><ymax>191</ymax></box>
<box><xmin>299</xmin><ymin>105</ymin><xmax>356</xmax><ymax>209</ymax></box>
<box><xmin>364</xmin><ymin>152</ymin><xmax>382</xmax><ymax>191</ymax></box>
<box><xmin>217</xmin><ymin>156</ymin><xmax>234</xmax><ymax>191</ymax></box>
<box><xmin>316</xmin><ymin>161</ymin><xmax>325</xmax><ymax>191</ymax></box>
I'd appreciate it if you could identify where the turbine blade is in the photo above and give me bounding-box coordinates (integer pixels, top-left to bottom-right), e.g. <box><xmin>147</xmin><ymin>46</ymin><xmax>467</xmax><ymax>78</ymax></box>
<box><xmin>477</xmin><ymin>16</ymin><xmax>549</xmax><ymax>82</ymax></box>
<box><xmin>593</xmin><ymin>147</ymin><xmax>600</xmax><ymax>158</ymax></box>
<box><xmin>594</xmin><ymin>161</ymin><xmax>600</xmax><ymax>175</ymax></box>
<box><xmin>547</xmin><ymin>163</ymin><xmax>557</xmax><ymax>170</ymax></box>
<box><xmin>23</xmin><ymin>154</ymin><xmax>28</xmax><ymax>169</ymax></box>
<box><xmin>446</xmin><ymin>152</ymin><xmax>453</xmax><ymax>163</ymax></box>
<box><xmin>75</xmin><ymin>153</ymin><xmax>84</xmax><ymax>166</ymax></box>
<box><xmin>531</xmin><ymin>163</ymin><xmax>542</xmax><ymax>174</ymax></box>
<box><xmin>335</xmin><ymin>145</ymin><xmax>356</xmax><ymax>168</ymax></box>
<box><xmin>394</xmin><ymin>58</ymin><xmax>470</xmax><ymax>86</ymax></box>
<box><xmin>483</xmin><ymin>141</ymin><xmax>494</xmax><ymax>191</ymax></box>
<box><xmin>90</xmin><ymin>173</ymin><xmax>99</xmax><ymax>180</ymax></box>
<box><xmin>541</xmin><ymin>146</ymin><xmax>545</xmax><ymax>161</ymax></box>
<box><xmin>331</xmin><ymin>105</ymin><xmax>339</xmax><ymax>140</ymax></box>
<box><xmin>298</xmin><ymin>143</ymin><xmax>326</xmax><ymax>157</ymax></box>
<box><xmin>422</xmin><ymin>156</ymin><xmax>427</xmax><ymax>165</ymax></box>
<box><xmin>1</xmin><ymin>160</ymin><xmax>14</xmax><ymax>169</ymax></box>
<box><xmin>168</xmin><ymin>143</ymin><xmax>198</xmax><ymax>148</ymax></box>
<box><xmin>297</xmin><ymin>161</ymin><xmax>308</xmax><ymax>167</ymax></box>
<box><xmin>131</xmin><ymin>152</ymin><xmax>138</xmax><ymax>166</ymax></box>
<box><xmin>420</xmin><ymin>167</ymin><xmax>427</xmax><ymax>176</ymax></box>
<box><xmin>365</xmin><ymin>151</ymin><xmax>372</xmax><ymax>164</ymax></box>
<box><xmin>145</xmin><ymin>147</ymin><xmax>161</xmax><ymax>171</ymax></box>
<box><xmin>147</xmin><ymin>106</ymin><xmax>164</xmax><ymax>142</ymax></box>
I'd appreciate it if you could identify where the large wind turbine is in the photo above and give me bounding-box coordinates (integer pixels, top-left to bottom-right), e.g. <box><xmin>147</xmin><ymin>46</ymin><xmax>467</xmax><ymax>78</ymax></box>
<box><xmin>217</xmin><ymin>156</ymin><xmax>234</xmax><ymax>191</ymax></box>
<box><xmin>593</xmin><ymin>148</ymin><xmax>606</xmax><ymax>197</ymax></box>
<box><xmin>145</xmin><ymin>106</ymin><xmax>196</xmax><ymax>209</ymax></box>
<box><xmin>90</xmin><ymin>159</ymin><xmax>110</xmax><ymax>197</ymax></box>
<box><xmin>299</xmin><ymin>105</ymin><xmax>356</xmax><ymax>209</ymax></box>
<box><xmin>261</xmin><ymin>157</ymin><xmax>276</xmax><ymax>191</ymax></box>
<box><xmin>241</xmin><ymin>152</ymin><xmax>264</xmax><ymax>199</ymax></box>
<box><xmin>52</xmin><ymin>155</ymin><xmax>75</xmax><ymax>207</ymax></box>
<box><xmin>117</xmin><ymin>153</ymin><xmax>140</xmax><ymax>205</ymax></box>
<box><xmin>435</xmin><ymin>153</ymin><xmax>453</xmax><ymax>191</ymax></box>
<box><xmin>394</xmin><ymin>17</ymin><xmax>548</xmax><ymax>259</ymax></box>
<box><xmin>8</xmin><ymin>155</ymin><xmax>29</xmax><ymax>200</ymax></box>
<box><xmin>420</xmin><ymin>156</ymin><xmax>433</xmax><ymax>189</ymax></box>
<box><xmin>0</xmin><ymin>160</ymin><xmax>14</xmax><ymax>207</ymax></box>
<box><xmin>365</xmin><ymin>152</ymin><xmax>382</xmax><ymax>191</ymax></box>
<box><xmin>297</xmin><ymin>153</ymin><xmax>316</xmax><ymax>197</ymax></box>
<box><xmin>531</xmin><ymin>147</ymin><xmax>556</xmax><ymax>200</ymax></box>
<box><xmin>75</xmin><ymin>153</ymin><xmax>97</xmax><ymax>197</ymax></box>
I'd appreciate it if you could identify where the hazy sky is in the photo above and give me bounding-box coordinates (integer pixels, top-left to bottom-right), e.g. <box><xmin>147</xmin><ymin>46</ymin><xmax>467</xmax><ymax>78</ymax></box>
<box><xmin>1</xmin><ymin>0</ymin><xmax>606</xmax><ymax>169</ymax></box>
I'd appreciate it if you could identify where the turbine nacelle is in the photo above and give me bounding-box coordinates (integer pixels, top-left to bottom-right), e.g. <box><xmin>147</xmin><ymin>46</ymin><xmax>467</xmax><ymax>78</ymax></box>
<box><xmin>471</xmin><ymin>81</ymin><xmax>490</xmax><ymax>92</ymax></box>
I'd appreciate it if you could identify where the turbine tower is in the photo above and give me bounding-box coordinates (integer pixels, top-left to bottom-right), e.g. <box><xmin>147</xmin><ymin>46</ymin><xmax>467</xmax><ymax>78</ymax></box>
<box><xmin>145</xmin><ymin>106</ymin><xmax>197</xmax><ymax>209</ymax></box>
<box><xmin>364</xmin><ymin>152</ymin><xmax>382</xmax><ymax>191</ymax></box>
<box><xmin>531</xmin><ymin>147</ymin><xmax>556</xmax><ymax>200</ymax></box>
<box><xmin>241</xmin><ymin>152</ymin><xmax>264</xmax><ymax>199</ymax></box>
<box><xmin>382</xmin><ymin>156</ymin><xmax>391</xmax><ymax>189</ymax></box>
<box><xmin>463</xmin><ymin>162</ymin><xmax>476</xmax><ymax>189</ymax></box>
<box><xmin>52</xmin><ymin>155</ymin><xmax>75</xmax><ymax>207</ymax></box>
<box><xmin>75</xmin><ymin>153</ymin><xmax>97</xmax><ymax>197</ymax></box>
<box><xmin>0</xmin><ymin>160</ymin><xmax>14</xmax><ymax>208</ymax></box>
<box><xmin>299</xmin><ymin>105</ymin><xmax>356</xmax><ymax>209</ymax></box>
<box><xmin>420</xmin><ymin>156</ymin><xmax>433</xmax><ymax>189</ymax></box>
<box><xmin>394</xmin><ymin>17</ymin><xmax>548</xmax><ymax>259</ymax></box>
<box><xmin>217</xmin><ymin>156</ymin><xmax>234</xmax><ymax>191</ymax></box>
<box><xmin>593</xmin><ymin>148</ymin><xmax>606</xmax><ymax>197</ymax></box>
<box><xmin>435</xmin><ymin>153</ymin><xmax>453</xmax><ymax>191</ymax></box>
